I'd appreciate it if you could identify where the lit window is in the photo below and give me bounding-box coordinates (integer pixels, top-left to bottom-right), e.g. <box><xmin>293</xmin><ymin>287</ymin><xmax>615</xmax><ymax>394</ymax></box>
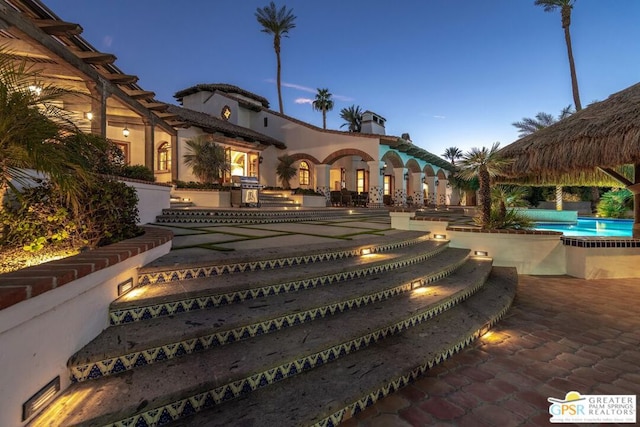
<box><xmin>157</xmin><ymin>142</ymin><xmax>171</xmax><ymax>171</ymax></box>
<box><xmin>299</xmin><ymin>161</ymin><xmax>310</xmax><ymax>185</ymax></box>
<box><xmin>383</xmin><ymin>175</ymin><xmax>391</xmax><ymax>195</ymax></box>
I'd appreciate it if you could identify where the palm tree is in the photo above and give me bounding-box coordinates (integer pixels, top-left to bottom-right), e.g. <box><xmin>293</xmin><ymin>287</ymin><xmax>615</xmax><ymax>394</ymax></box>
<box><xmin>442</xmin><ymin>147</ymin><xmax>463</xmax><ymax>166</ymax></box>
<box><xmin>312</xmin><ymin>88</ymin><xmax>333</xmax><ymax>129</ymax></box>
<box><xmin>339</xmin><ymin>105</ymin><xmax>363</xmax><ymax>132</ymax></box>
<box><xmin>457</xmin><ymin>143</ymin><xmax>513</xmax><ymax>228</ymax></box>
<box><xmin>512</xmin><ymin>105</ymin><xmax>573</xmax><ymax>138</ymax></box>
<box><xmin>512</xmin><ymin>105</ymin><xmax>574</xmax><ymax>209</ymax></box>
<box><xmin>0</xmin><ymin>50</ymin><xmax>94</xmax><ymax>212</ymax></box>
<box><xmin>256</xmin><ymin>2</ymin><xmax>296</xmax><ymax>114</ymax></box>
<box><xmin>276</xmin><ymin>155</ymin><xmax>296</xmax><ymax>189</ymax></box>
<box><xmin>182</xmin><ymin>135</ymin><xmax>230</xmax><ymax>184</ymax></box>
<box><xmin>535</xmin><ymin>0</ymin><xmax>581</xmax><ymax>111</ymax></box>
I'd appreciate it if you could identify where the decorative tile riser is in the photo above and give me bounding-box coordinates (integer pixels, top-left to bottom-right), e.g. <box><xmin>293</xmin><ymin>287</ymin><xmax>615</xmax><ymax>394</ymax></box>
<box><xmin>78</xmin><ymin>255</ymin><xmax>467</xmax><ymax>382</ymax></box>
<box><xmin>154</xmin><ymin>215</ymin><xmax>369</xmax><ymax>224</ymax></box>
<box><xmin>103</xmin><ymin>274</ymin><xmax>493</xmax><ymax>427</ymax></box>
<box><xmin>316</xmin><ymin>302</ymin><xmax>514</xmax><ymax>427</ymax></box>
<box><xmin>160</xmin><ymin>209</ymin><xmax>352</xmax><ymax>218</ymax></box>
<box><xmin>121</xmin><ymin>242</ymin><xmax>443</xmax><ymax>324</ymax></box>
<box><xmin>137</xmin><ymin>235</ymin><xmax>429</xmax><ymax>286</ymax></box>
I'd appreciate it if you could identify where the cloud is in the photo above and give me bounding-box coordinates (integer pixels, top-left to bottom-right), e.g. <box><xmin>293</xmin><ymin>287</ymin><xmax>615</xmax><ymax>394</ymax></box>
<box><xmin>265</xmin><ymin>79</ymin><xmax>354</xmax><ymax>102</ymax></box>
<box><xmin>102</xmin><ymin>36</ymin><xmax>113</xmax><ymax>48</ymax></box>
<box><xmin>433</xmin><ymin>115</ymin><xmax>446</xmax><ymax>119</ymax></box>
<box><xmin>295</xmin><ymin>98</ymin><xmax>313</xmax><ymax>105</ymax></box>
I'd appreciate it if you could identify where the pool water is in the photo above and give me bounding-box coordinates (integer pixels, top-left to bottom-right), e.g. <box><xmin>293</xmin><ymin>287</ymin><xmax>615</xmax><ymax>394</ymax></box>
<box><xmin>534</xmin><ymin>218</ymin><xmax>633</xmax><ymax>237</ymax></box>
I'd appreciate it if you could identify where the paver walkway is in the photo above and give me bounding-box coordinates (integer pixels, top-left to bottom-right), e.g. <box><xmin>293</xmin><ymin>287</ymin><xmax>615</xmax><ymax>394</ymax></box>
<box><xmin>342</xmin><ymin>275</ymin><xmax>640</xmax><ymax>427</ymax></box>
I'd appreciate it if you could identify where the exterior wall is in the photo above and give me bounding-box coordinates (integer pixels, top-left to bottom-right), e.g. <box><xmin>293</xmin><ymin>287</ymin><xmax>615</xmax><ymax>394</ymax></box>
<box><xmin>175</xmin><ymin>127</ymin><xmax>205</xmax><ymax>182</ymax></box>
<box><xmin>171</xmin><ymin>189</ymin><xmax>231</xmax><ymax>207</ymax></box>
<box><xmin>124</xmin><ymin>180</ymin><xmax>171</xmax><ymax>225</ymax></box>
<box><xmin>565</xmin><ymin>246</ymin><xmax>640</xmax><ymax>279</ymax></box>
<box><xmin>0</xmin><ymin>228</ymin><xmax>172</xmax><ymax>427</ymax></box>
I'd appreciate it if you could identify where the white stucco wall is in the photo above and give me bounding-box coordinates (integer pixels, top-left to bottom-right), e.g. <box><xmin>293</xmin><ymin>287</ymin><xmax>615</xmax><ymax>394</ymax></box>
<box><xmin>565</xmin><ymin>246</ymin><xmax>640</xmax><ymax>279</ymax></box>
<box><xmin>125</xmin><ymin>180</ymin><xmax>171</xmax><ymax>224</ymax></box>
<box><xmin>0</xmin><ymin>242</ymin><xmax>171</xmax><ymax>427</ymax></box>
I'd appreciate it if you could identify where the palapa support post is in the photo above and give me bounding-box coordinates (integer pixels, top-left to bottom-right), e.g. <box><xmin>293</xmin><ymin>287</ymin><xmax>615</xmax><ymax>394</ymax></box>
<box><xmin>629</xmin><ymin>164</ymin><xmax>640</xmax><ymax>239</ymax></box>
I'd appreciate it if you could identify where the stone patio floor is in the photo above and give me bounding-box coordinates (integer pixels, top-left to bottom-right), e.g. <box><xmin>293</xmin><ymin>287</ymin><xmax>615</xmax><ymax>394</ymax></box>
<box><xmin>342</xmin><ymin>275</ymin><xmax>640</xmax><ymax>427</ymax></box>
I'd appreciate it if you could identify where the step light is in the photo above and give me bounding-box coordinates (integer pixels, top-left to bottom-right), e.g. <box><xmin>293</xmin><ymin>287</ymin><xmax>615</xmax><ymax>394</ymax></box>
<box><xmin>360</xmin><ymin>248</ymin><xmax>372</xmax><ymax>256</ymax></box>
<box><xmin>474</xmin><ymin>250</ymin><xmax>489</xmax><ymax>257</ymax></box>
<box><xmin>23</xmin><ymin>376</ymin><xmax>60</xmax><ymax>421</ymax></box>
<box><xmin>433</xmin><ymin>234</ymin><xmax>446</xmax><ymax>240</ymax></box>
<box><xmin>411</xmin><ymin>279</ymin><xmax>422</xmax><ymax>290</ymax></box>
<box><xmin>117</xmin><ymin>278</ymin><xmax>134</xmax><ymax>296</ymax></box>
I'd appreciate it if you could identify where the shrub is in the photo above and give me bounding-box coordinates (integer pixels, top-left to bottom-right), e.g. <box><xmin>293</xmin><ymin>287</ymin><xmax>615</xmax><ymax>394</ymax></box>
<box><xmin>119</xmin><ymin>165</ymin><xmax>155</xmax><ymax>182</ymax></box>
<box><xmin>597</xmin><ymin>188</ymin><xmax>632</xmax><ymax>218</ymax></box>
<box><xmin>1</xmin><ymin>179</ymin><xmax>141</xmax><ymax>253</ymax></box>
<box><xmin>173</xmin><ymin>180</ymin><xmax>227</xmax><ymax>190</ymax></box>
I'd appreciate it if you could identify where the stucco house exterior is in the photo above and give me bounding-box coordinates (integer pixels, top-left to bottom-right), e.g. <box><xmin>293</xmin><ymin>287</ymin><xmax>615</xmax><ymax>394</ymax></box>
<box><xmin>169</xmin><ymin>84</ymin><xmax>455</xmax><ymax>207</ymax></box>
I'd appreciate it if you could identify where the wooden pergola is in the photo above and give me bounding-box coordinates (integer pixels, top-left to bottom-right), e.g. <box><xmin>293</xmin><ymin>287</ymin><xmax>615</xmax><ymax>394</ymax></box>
<box><xmin>499</xmin><ymin>82</ymin><xmax>640</xmax><ymax>237</ymax></box>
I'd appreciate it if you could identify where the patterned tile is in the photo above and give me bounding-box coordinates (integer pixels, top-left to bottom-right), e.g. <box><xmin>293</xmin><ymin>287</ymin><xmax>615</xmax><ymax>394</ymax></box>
<box><xmin>137</xmin><ymin>235</ymin><xmax>429</xmax><ymax>286</ymax></box>
<box><xmin>106</xmin><ymin>277</ymin><xmax>510</xmax><ymax>427</ymax></box>
<box><xmin>79</xmin><ymin>249</ymin><xmax>467</xmax><ymax>382</ymax></box>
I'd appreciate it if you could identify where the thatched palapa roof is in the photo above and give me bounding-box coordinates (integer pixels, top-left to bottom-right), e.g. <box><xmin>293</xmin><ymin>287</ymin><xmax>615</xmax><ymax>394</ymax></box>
<box><xmin>499</xmin><ymin>82</ymin><xmax>640</xmax><ymax>186</ymax></box>
<box><xmin>167</xmin><ymin>105</ymin><xmax>286</xmax><ymax>149</ymax></box>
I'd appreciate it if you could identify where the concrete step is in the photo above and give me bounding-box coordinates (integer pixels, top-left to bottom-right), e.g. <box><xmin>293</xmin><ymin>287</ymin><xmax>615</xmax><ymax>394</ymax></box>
<box><xmin>29</xmin><ymin>260</ymin><xmax>500</xmax><ymax>427</ymax></box>
<box><xmin>168</xmin><ymin>267</ymin><xmax>517</xmax><ymax>427</ymax></box>
<box><xmin>115</xmin><ymin>238</ymin><xmax>444</xmax><ymax>325</ymax></box>
<box><xmin>138</xmin><ymin>230</ymin><xmax>429</xmax><ymax>285</ymax></box>
<box><xmin>154</xmin><ymin>208</ymin><xmax>387</xmax><ymax>224</ymax></box>
<box><xmin>70</xmin><ymin>247</ymin><xmax>469</xmax><ymax>382</ymax></box>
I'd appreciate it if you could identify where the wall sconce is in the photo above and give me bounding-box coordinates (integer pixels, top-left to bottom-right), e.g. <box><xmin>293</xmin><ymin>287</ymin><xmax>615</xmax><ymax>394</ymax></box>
<box><xmin>446</xmin><ymin>182</ymin><xmax>451</xmax><ymax>189</ymax></box>
<box><xmin>122</xmin><ymin>126</ymin><xmax>130</xmax><ymax>138</ymax></box>
<box><xmin>422</xmin><ymin>177</ymin><xmax>427</xmax><ymax>184</ymax></box>
<box><xmin>84</xmin><ymin>111</ymin><xmax>93</xmax><ymax>121</ymax></box>
<box><xmin>404</xmin><ymin>172</ymin><xmax>409</xmax><ymax>180</ymax></box>
<box><xmin>380</xmin><ymin>162</ymin><xmax>386</xmax><ymax>176</ymax></box>
<box><xmin>28</xmin><ymin>85</ymin><xmax>42</xmax><ymax>96</ymax></box>
<box><xmin>435</xmin><ymin>179</ymin><xmax>440</xmax><ymax>187</ymax></box>
<box><xmin>259</xmin><ymin>156</ymin><xmax>263</xmax><ymax>164</ymax></box>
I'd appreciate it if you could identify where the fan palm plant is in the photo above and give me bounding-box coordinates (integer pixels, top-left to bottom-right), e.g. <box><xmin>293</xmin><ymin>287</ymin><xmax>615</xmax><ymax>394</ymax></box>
<box><xmin>339</xmin><ymin>105</ymin><xmax>363</xmax><ymax>133</ymax></box>
<box><xmin>182</xmin><ymin>136</ymin><xmax>230</xmax><ymax>184</ymax></box>
<box><xmin>0</xmin><ymin>49</ymin><xmax>95</xmax><ymax>212</ymax></box>
<box><xmin>457</xmin><ymin>143</ymin><xmax>513</xmax><ymax>228</ymax></box>
<box><xmin>256</xmin><ymin>2</ymin><xmax>296</xmax><ymax>114</ymax></box>
<box><xmin>276</xmin><ymin>155</ymin><xmax>297</xmax><ymax>189</ymax></box>
<box><xmin>312</xmin><ymin>88</ymin><xmax>333</xmax><ymax>129</ymax></box>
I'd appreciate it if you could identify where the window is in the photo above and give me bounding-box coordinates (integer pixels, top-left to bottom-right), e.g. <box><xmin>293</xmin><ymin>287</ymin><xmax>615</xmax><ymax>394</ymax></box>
<box><xmin>264</xmin><ymin>117</ymin><xmax>268</xmax><ymax>127</ymax></box>
<box><xmin>299</xmin><ymin>161</ymin><xmax>310</xmax><ymax>185</ymax></box>
<box><xmin>383</xmin><ymin>175</ymin><xmax>391</xmax><ymax>195</ymax></box>
<box><xmin>357</xmin><ymin>169</ymin><xmax>365</xmax><ymax>193</ymax></box>
<box><xmin>115</xmin><ymin>142</ymin><xmax>129</xmax><ymax>164</ymax></box>
<box><xmin>157</xmin><ymin>142</ymin><xmax>171</xmax><ymax>171</ymax></box>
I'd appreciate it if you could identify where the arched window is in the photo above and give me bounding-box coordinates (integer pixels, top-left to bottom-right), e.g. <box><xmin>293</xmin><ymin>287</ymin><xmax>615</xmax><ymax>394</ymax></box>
<box><xmin>157</xmin><ymin>142</ymin><xmax>171</xmax><ymax>171</ymax></box>
<box><xmin>299</xmin><ymin>161</ymin><xmax>310</xmax><ymax>185</ymax></box>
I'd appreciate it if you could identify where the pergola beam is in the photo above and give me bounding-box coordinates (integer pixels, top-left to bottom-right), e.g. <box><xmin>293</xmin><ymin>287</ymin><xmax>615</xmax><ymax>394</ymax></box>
<box><xmin>34</xmin><ymin>19</ymin><xmax>82</xmax><ymax>36</ymax></box>
<box><xmin>75</xmin><ymin>51</ymin><xmax>116</xmax><ymax>65</ymax></box>
<box><xmin>598</xmin><ymin>167</ymin><xmax>633</xmax><ymax>187</ymax></box>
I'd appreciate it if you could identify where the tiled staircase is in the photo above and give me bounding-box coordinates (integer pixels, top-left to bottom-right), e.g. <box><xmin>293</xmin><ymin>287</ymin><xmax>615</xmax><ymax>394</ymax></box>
<box><xmin>155</xmin><ymin>207</ymin><xmax>386</xmax><ymax>224</ymax></box>
<box><xmin>29</xmin><ymin>231</ymin><xmax>517</xmax><ymax>427</ymax></box>
<box><xmin>258</xmin><ymin>191</ymin><xmax>301</xmax><ymax>208</ymax></box>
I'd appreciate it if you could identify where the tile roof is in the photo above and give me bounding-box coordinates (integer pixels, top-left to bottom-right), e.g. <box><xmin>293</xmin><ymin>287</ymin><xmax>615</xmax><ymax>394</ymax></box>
<box><xmin>167</xmin><ymin>105</ymin><xmax>286</xmax><ymax>149</ymax></box>
<box><xmin>174</xmin><ymin>84</ymin><xmax>270</xmax><ymax>108</ymax></box>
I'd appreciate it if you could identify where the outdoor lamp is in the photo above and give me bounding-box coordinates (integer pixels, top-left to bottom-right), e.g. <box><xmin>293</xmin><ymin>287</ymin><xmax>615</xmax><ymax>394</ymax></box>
<box><xmin>404</xmin><ymin>172</ymin><xmax>409</xmax><ymax>180</ymax></box>
<box><xmin>85</xmin><ymin>112</ymin><xmax>93</xmax><ymax>120</ymax></box>
<box><xmin>122</xmin><ymin>126</ymin><xmax>130</xmax><ymax>138</ymax></box>
<box><xmin>380</xmin><ymin>163</ymin><xmax>386</xmax><ymax>176</ymax></box>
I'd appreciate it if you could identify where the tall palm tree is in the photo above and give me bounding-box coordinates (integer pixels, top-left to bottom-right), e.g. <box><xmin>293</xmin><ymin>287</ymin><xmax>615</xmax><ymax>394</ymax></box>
<box><xmin>535</xmin><ymin>0</ymin><xmax>581</xmax><ymax>111</ymax></box>
<box><xmin>512</xmin><ymin>105</ymin><xmax>573</xmax><ymax>138</ymax></box>
<box><xmin>442</xmin><ymin>147</ymin><xmax>463</xmax><ymax>166</ymax></box>
<box><xmin>512</xmin><ymin>105</ymin><xmax>574</xmax><ymax>210</ymax></box>
<box><xmin>312</xmin><ymin>88</ymin><xmax>333</xmax><ymax>129</ymax></box>
<box><xmin>457</xmin><ymin>143</ymin><xmax>513</xmax><ymax>228</ymax></box>
<box><xmin>256</xmin><ymin>2</ymin><xmax>296</xmax><ymax>114</ymax></box>
<box><xmin>339</xmin><ymin>105</ymin><xmax>363</xmax><ymax>132</ymax></box>
<box><xmin>182</xmin><ymin>135</ymin><xmax>230</xmax><ymax>184</ymax></box>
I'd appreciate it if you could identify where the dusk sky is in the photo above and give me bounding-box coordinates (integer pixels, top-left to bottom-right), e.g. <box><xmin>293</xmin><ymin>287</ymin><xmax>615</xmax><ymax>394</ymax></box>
<box><xmin>45</xmin><ymin>0</ymin><xmax>640</xmax><ymax>156</ymax></box>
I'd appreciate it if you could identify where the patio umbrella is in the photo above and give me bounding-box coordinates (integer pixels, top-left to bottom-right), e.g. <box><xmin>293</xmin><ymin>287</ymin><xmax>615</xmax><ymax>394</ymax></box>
<box><xmin>499</xmin><ymin>81</ymin><xmax>640</xmax><ymax>236</ymax></box>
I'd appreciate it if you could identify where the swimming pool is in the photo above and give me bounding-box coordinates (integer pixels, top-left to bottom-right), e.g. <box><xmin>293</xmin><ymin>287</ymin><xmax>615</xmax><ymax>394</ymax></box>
<box><xmin>534</xmin><ymin>218</ymin><xmax>633</xmax><ymax>237</ymax></box>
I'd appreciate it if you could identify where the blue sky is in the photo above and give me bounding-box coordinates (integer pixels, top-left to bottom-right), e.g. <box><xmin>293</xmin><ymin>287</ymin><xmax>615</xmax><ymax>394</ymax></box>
<box><xmin>45</xmin><ymin>0</ymin><xmax>640</xmax><ymax>156</ymax></box>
